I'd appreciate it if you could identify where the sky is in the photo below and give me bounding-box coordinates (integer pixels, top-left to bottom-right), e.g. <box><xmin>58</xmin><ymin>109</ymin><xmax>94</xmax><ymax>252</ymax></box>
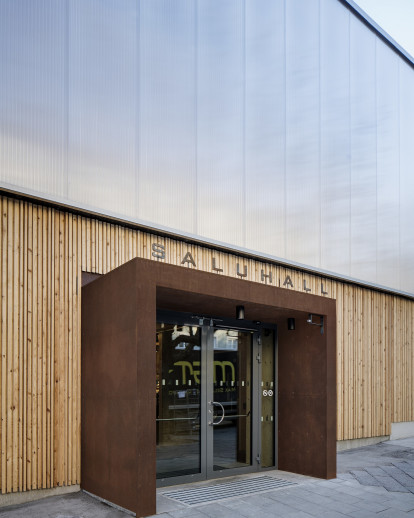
<box><xmin>354</xmin><ymin>0</ymin><xmax>414</xmax><ymax>57</ymax></box>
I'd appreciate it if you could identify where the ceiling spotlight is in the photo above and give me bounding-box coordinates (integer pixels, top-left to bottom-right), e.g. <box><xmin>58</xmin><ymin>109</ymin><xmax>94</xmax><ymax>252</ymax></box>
<box><xmin>236</xmin><ymin>305</ymin><xmax>245</xmax><ymax>320</ymax></box>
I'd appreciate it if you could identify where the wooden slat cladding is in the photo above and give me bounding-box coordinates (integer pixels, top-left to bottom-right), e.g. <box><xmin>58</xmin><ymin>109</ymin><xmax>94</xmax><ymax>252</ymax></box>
<box><xmin>0</xmin><ymin>194</ymin><xmax>413</xmax><ymax>492</ymax></box>
<box><xmin>0</xmin><ymin>197</ymin><xmax>81</xmax><ymax>493</ymax></box>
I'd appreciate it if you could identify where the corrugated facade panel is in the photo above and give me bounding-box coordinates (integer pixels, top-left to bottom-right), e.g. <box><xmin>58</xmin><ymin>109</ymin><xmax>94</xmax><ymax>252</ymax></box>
<box><xmin>138</xmin><ymin>0</ymin><xmax>197</xmax><ymax>233</ymax></box>
<box><xmin>285</xmin><ymin>0</ymin><xmax>321</xmax><ymax>267</ymax></box>
<box><xmin>0</xmin><ymin>0</ymin><xmax>67</xmax><ymax>196</ymax></box>
<box><xmin>320</xmin><ymin>0</ymin><xmax>351</xmax><ymax>277</ymax></box>
<box><xmin>399</xmin><ymin>62</ymin><xmax>414</xmax><ymax>293</ymax></box>
<box><xmin>244</xmin><ymin>0</ymin><xmax>286</xmax><ymax>257</ymax></box>
<box><xmin>349</xmin><ymin>16</ymin><xmax>377</xmax><ymax>282</ymax></box>
<box><xmin>376</xmin><ymin>43</ymin><xmax>401</xmax><ymax>290</ymax></box>
<box><xmin>67</xmin><ymin>0</ymin><xmax>137</xmax><ymax>218</ymax></box>
<box><xmin>196</xmin><ymin>0</ymin><xmax>245</xmax><ymax>245</ymax></box>
<box><xmin>0</xmin><ymin>0</ymin><xmax>413</xmax><ymax>294</ymax></box>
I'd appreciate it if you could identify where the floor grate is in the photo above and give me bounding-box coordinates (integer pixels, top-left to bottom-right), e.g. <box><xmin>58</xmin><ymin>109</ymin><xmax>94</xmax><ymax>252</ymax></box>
<box><xmin>161</xmin><ymin>475</ymin><xmax>296</xmax><ymax>506</ymax></box>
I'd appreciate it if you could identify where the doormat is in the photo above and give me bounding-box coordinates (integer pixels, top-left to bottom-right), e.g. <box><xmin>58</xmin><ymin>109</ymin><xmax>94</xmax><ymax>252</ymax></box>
<box><xmin>161</xmin><ymin>475</ymin><xmax>296</xmax><ymax>506</ymax></box>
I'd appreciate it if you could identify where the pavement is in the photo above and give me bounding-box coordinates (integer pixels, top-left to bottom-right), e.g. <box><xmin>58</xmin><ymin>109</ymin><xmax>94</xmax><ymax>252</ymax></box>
<box><xmin>2</xmin><ymin>438</ymin><xmax>414</xmax><ymax>517</ymax></box>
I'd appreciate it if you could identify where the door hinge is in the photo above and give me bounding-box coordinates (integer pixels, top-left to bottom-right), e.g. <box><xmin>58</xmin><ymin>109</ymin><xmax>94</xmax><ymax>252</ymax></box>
<box><xmin>257</xmin><ymin>336</ymin><xmax>261</xmax><ymax>346</ymax></box>
<box><xmin>256</xmin><ymin>354</ymin><xmax>261</xmax><ymax>363</ymax></box>
<box><xmin>256</xmin><ymin>454</ymin><xmax>261</xmax><ymax>465</ymax></box>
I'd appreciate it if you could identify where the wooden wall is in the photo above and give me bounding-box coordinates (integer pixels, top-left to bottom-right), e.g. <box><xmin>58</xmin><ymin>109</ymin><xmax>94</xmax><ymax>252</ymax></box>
<box><xmin>0</xmin><ymin>197</ymin><xmax>80</xmax><ymax>494</ymax></box>
<box><xmin>0</xmin><ymin>194</ymin><xmax>413</xmax><ymax>493</ymax></box>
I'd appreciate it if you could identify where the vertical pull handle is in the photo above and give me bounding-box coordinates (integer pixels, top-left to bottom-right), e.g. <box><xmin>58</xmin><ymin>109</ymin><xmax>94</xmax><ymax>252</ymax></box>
<box><xmin>209</xmin><ymin>401</ymin><xmax>225</xmax><ymax>425</ymax></box>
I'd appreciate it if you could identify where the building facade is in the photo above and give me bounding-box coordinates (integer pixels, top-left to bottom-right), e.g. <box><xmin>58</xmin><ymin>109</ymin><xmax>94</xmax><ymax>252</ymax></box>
<box><xmin>0</xmin><ymin>0</ymin><xmax>414</xmax><ymax>516</ymax></box>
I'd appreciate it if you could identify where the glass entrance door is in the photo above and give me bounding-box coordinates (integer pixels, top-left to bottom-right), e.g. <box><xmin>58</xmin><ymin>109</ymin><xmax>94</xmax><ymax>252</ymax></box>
<box><xmin>156</xmin><ymin>321</ymin><xmax>202</xmax><ymax>479</ymax></box>
<box><xmin>209</xmin><ymin>329</ymin><xmax>253</xmax><ymax>473</ymax></box>
<box><xmin>156</xmin><ymin>312</ymin><xmax>276</xmax><ymax>486</ymax></box>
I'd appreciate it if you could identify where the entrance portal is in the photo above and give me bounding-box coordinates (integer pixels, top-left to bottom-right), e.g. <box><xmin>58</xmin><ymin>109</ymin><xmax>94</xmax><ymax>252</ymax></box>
<box><xmin>156</xmin><ymin>311</ymin><xmax>276</xmax><ymax>485</ymax></box>
<box><xmin>81</xmin><ymin>257</ymin><xmax>336</xmax><ymax>517</ymax></box>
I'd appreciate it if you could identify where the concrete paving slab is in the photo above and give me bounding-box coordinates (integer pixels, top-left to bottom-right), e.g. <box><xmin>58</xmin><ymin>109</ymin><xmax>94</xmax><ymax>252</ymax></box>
<box><xmin>375</xmin><ymin>475</ymin><xmax>411</xmax><ymax>492</ymax></box>
<box><xmin>4</xmin><ymin>437</ymin><xmax>414</xmax><ymax>517</ymax></box>
<box><xmin>163</xmin><ymin>509</ymin><xmax>197</xmax><ymax>518</ymax></box>
<box><xmin>352</xmin><ymin>498</ymin><xmax>391</xmax><ymax>513</ymax></box>
<box><xmin>348</xmin><ymin>511</ymin><xmax>378</xmax><ymax>518</ymax></box>
<box><xmin>376</xmin><ymin>509</ymin><xmax>413</xmax><ymax>518</ymax></box>
<box><xmin>193</xmin><ymin>502</ymin><xmax>242</xmax><ymax>518</ymax></box>
<box><xmin>0</xmin><ymin>492</ymin><xmax>129</xmax><ymax>518</ymax></box>
<box><xmin>317</xmin><ymin>511</ymin><xmax>349</xmax><ymax>518</ymax></box>
<box><xmin>394</xmin><ymin>462</ymin><xmax>414</xmax><ymax>479</ymax></box>
<box><xmin>350</xmin><ymin>470</ymin><xmax>382</xmax><ymax>486</ymax></box>
<box><xmin>382</xmin><ymin>465</ymin><xmax>414</xmax><ymax>486</ymax></box>
<box><xmin>380</xmin><ymin>494</ymin><xmax>414</xmax><ymax>512</ymax></box>
<box><xmin>217</xmin><ymin>500</ymin><xmax>262</xmax><ymax>518</ymax></box>
<box><xmin>385</xmin><ymin>438</ymin><xmax>414</xmax><ymax>449</ymax></box>
<box><xmin>272</xmin><ymin>494</ymin><xmax>335</xmax><ymax>516</ymax></box>
<box><xmin>338</xmin><ymin>442</ymin><xmax>414</xmax><ymax>472</ymax></box>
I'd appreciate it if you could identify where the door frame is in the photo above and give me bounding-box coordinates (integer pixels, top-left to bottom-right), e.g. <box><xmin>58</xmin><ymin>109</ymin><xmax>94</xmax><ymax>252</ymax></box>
<box><xmin>156</xmin><ymin>309</ymin><xmax>277</xmax><ymax>487</ymax></box>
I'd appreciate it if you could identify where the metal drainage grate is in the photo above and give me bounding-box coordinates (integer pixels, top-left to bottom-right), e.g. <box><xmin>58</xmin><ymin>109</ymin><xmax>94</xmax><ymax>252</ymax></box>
<box><xmin>162</xmin><ymin>475</ymin><xmax>296</xmax><ymax>506</ymax></box>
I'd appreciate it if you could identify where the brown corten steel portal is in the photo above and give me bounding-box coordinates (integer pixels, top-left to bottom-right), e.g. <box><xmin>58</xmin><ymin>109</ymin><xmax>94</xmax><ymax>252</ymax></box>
<box><xmin>81</xmin><ymin>257</ymin><xmax>336</xmax><ymax>517</ymax></box>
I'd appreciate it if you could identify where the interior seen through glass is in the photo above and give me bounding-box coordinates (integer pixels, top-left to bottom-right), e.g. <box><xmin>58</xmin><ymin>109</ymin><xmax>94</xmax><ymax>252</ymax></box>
<box><xmin>156</xmin><ymin>318</ymin><xmax>275</xmax><ymax>481</ymax></box>
<box><xmin>156</xmin><ymin>322</ymin><xmax>201</xmax><ymax>479</ymax></box>
<box><xmin>212</xmin><ymin>329</ymin><xmax>252</xmax><ymax>470</ymax></box>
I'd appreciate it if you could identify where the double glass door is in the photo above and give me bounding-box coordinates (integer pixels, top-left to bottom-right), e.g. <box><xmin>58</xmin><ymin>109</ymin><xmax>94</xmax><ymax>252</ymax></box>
<box><xmin>156</xmin><ymin>311</ymin><xmax>276</xmax><ymax>486</ymax></box>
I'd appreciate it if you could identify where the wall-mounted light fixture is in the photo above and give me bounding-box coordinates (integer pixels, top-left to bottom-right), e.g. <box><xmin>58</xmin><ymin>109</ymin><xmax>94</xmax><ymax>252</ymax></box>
<box><xmin>287</xmin><ymin>318</ymin><xmax>296</xmax><ymax>331</ymax></box>
<box><xmin>236</xmin><ymin>305</ymin><xmax>245</xmax><ymax>320</ymax></box>
<box><xmin>306</xmin><ymin>313</ymin><xmax>324</xmax><ymax>335</ymax></box>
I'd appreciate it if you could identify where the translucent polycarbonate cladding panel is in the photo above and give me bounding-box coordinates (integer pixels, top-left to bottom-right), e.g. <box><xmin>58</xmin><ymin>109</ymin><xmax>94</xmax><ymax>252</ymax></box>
<box><xmin>138</xmin><ymin>1</ymin><xmax>197</xmax><ymax>233</ymax></box>
<box><xmin>244</xmin><ymin>0</ymin><xmax>286</xmax><ymax>258</ymax></box>
<box><xmin>320</xmin><ymin>0</ymin><xmax>351</xmax><ymax>276</ymax></box>
<box><xmin>376</xmin><ymin>43</ymin><xmax>400</xmax><ymax>290</ymax></box>
<box><xmin>196</xmin><ymin>0</ymin><xmax>245</xmax><ymax>245</ymax></box>
<box><xmin>285</xmin><ymin>0</ymin><xmax>321</xmax><ymax>267</ymax></box>
<box><xmin>349</xmin><ymin>18</ymin><xmax>377</xmax><ymax>281</ymax></box>
<box><xmin>0</xmin><ymin>0</ymin><xmax>66</xmax><ymax>196</ymax></box>
<box><xmin>399</xmin><ymin>62</ymin><xmax>414</xmax><ymax>293</ymax></box>
<box><xmin>67</xmin><ymin>0</ymin><xmax>137</xmax><ymax>217</ymax></box>
<box><xmin>1</xmin><ymin>0</ymin><xmax>414</xmax><ymax>295</ymax></box>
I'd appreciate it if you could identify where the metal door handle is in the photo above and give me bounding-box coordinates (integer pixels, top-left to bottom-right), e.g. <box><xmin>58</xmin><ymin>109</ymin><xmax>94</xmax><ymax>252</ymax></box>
<box><xmin>209</xmin><ymin>401</ymin><xmax>225</xmax><ymax>425</ymax></box>
<box><xmin>156</xmin><ymin>417</ymin><xmax>198</xmax><ymax>422</ymax></box>
<box><xmin>230</xmin><ymin>411</ymin><xmax>251</xmax><ymax>419</ymax></box>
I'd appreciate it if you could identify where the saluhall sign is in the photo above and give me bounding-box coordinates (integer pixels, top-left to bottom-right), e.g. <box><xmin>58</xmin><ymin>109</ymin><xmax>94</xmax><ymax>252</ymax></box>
<box><xmin>151</xmin><ymin>242</ymin><xmax>329</xmax><ymax>296</ymax></box>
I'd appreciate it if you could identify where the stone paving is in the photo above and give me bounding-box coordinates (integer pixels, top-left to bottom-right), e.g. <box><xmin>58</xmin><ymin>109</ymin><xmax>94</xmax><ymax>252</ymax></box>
<box><xmin>154</xmin><ymin>471</ymin><xmax>414</xmax><ymax>518</ymax></box>
<box><xmin>349</xmin><ymin>461</ymin><xmax>414</xmax><ymax>493</ymax></box>
<box><xmin>2</xmin><ymin>438</ymin><xmax>414</xmax><ymax>517</ymax></box>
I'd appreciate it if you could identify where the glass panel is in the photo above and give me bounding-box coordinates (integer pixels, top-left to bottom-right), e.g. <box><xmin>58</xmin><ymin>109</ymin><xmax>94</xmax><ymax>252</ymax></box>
<box><xmin>213</xmin><ymin>329</ymin><xmax>252</xmax><ymax>471</ymax></box>
<box><xmin>261</xmin><ymin>330</ymin><xmax>275</xmax><ymax>468</ymax></box>
<box><xmin>156</xmin><ymin>321</ymin><xmax>201</xmax><ymax>479</ymax></box>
